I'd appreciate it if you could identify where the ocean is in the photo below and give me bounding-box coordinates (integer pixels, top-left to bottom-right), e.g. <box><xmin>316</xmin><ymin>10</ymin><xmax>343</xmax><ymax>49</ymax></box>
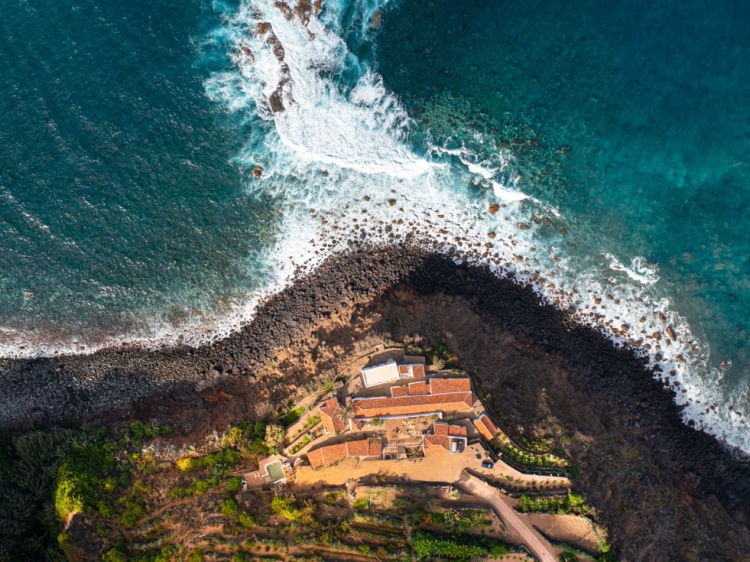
<box><xmin>1</xmin><ymin>0</ymin><xmax>748</xmax><ymax>451</ymax></box>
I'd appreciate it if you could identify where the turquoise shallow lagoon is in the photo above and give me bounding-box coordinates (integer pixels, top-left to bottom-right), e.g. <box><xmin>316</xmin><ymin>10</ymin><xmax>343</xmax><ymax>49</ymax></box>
<box><xmin>0</xmin><ymin>0</ymin><xmax>748</xmax><ymax>448</ymax></box>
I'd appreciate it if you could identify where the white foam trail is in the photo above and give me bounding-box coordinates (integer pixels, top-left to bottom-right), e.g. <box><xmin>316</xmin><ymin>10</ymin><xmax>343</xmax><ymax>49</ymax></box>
<box><xmin>605</xmin><ymin>253</ymin><xmax>660</xmax><ymax>284</ymax></box>
<box><xmin>0</xmin><ymin>0</ymin><xmax>747</xmax><ymax>455</ymax></box>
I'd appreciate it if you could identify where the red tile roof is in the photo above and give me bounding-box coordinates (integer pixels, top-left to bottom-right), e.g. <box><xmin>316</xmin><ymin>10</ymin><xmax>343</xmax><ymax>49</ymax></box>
<box><xmin>473</xmin><ymin>413</ymin><xmax>500</xmax><ymax>442</ymax></box>
<box><xmin>434</xmin><ymin>423</ymin><xmax>467</xmax><ymax>437</ymax></box>
<box><xmin>399</xmin><ymin>365</ymin><xmax>410</xmax><ymax>374</ymax></box>
<box><xmin>368</xmin><ymin>440</ymin><xmax>382</xmax><ymax>456</ymax></box>
<box><xmin>319</xmin><ymin>398</ymin><xmax>347</xmax><ymax>433</ymax></box>
<box><xmin>307</xmin><ymin>438</ymin><xmax>382</xmax><ymax>469</ymax></box>
<box><xmin>424</xmin><ymin>434</ymin><xmax>450</xmax><ymax>451</ymax></box>
<box><xmin>430</xmin><ymin>378</ymin><xmax>471</xmax><ymax>394</ymax></box>
<box><xmin>352</xmin><ymin>391</ymin><xmax>473</xmax><ymax>418</ymax></box>
<box><xmin>408</xmin><ymin>381</ymin><xmax>429</xmax><ymax>395</ymax></box>
<box><xmin>412</xmin><ymin>364</ymin><xmax>426</xmax><ymax>379</ymax></box>
<box><xmin>391</xmin><ymin>385</ymin><xmax>409</xmax><ymax>397</ymax></box>
<box><xmin>345</xmin><ymin>439</ymin><xmax>369</xmax><ymax>456</ymax></box>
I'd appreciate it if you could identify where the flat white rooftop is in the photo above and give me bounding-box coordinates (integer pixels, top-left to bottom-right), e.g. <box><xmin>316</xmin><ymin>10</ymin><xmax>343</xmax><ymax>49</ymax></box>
<box><xmin>361</xmin><ymin>359</ymin><xmax>400</xmax><ymax>388</ymax></box>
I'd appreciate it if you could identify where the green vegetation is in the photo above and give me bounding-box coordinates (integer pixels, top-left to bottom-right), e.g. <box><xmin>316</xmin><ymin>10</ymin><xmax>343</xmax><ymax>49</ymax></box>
<box><xmin>54</xmin><ymin>442</ymin><xmax>119</xmax><ymax>519</ymax></box>
<box><xmin>176</xmin><ymin>448</ymin><xmax>242</xmax><ymax>473</ymax></box>
<box><xmin>516</xmin><ymin>492</ymin><xmax>590</xmax><ymax>516</ymax></box>
<box><xmin>226</xmin><ymin>477</ymin><xmax>243</xmax><ymax>492</ymax></box>
<box><xmin>412</xmin><ymin>531</ymin><xmax>513</xmax><ymax>559</ymax></box>
<box><xmin>118</xmin><ymin>422</ymin><xmax>172</xmax><ymax>447</ymax></box>
<box><xmin>170</xmin><ymin>475</ymin><xmax>222</xmax><ymax>498</ymax></box>
<box><xmin>120</xmin><ymin>500</ymin><xmax>146</xmax><ymax>528</ymax></box>
<box><xmin>102</xmin><ymin>544</ymin><xmax>129</xmax><ymax>562</ymax></box>
<box><xmin>271</xmin><ymin>495</ymin><xmax>302</xmax><ymax>521</ymax></box>
<box><xmin>279</xmin><ymin>406</ymin><xmax>306</xmax><ymax>427</ymax></box>
<box><xmin>222</xmin><ymin>498</ymin><xmax>239</xmax><ymax>517</ymax></box>
<box><xmin>288</xmin><ymin>434</ymin><xmax>312</xmax><ymax>454</ymax></box>
<box><xmin>504</xmin><ymin>444</ymin><xmax>556</xmax><ymax>467</ymax></box>
<box><xmin>220</xmin><ymin>420</ymin><xmax>270</xmax><ymax>457</ymax></box>
<box><xmin>416</xmin><ymin>509</ymin><xmax>492</xmax><ymax>533</ymax></box>
<box><xmin>239</xmin><ymin>513</ymin><xmax>255</xmax><ymax>527</ymax></box>
<box><xmin>133</xmin><ymin>545</ymin><xmax>175</xmax><ymax>562</ymax></box>
<box><xmin>264</xmin><ymin>424</ymin><xmax>286</xmax><ymax>453</ymax></box>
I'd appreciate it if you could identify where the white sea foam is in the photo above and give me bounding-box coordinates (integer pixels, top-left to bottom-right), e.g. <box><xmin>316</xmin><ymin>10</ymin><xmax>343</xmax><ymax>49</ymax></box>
<box><xmin>0</xmin><ymin>0</ymin><xmax>747</xmax><ymax>454</ymax></box>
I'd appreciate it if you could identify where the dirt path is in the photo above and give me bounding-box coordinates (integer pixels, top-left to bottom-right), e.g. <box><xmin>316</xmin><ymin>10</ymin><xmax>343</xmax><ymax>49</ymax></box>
<box><xmin>455</xmin><ymin>472</ymin><xmax>557</xmax><ymax>562</ymax></box>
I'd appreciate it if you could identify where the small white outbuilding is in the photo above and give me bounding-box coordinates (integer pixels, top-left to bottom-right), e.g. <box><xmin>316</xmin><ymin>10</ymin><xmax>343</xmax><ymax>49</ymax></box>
<box><xmin>360</xmin><ymin>359</ymin><xmax>401</xmax><ymax>388</ymax></box>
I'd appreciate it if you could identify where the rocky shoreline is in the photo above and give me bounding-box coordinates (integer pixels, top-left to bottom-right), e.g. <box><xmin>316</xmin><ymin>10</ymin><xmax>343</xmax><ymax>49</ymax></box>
<box><xmin>2</xmin><ymin>246</ymin><xmax>750</xmax><ymax>559</ymax></box>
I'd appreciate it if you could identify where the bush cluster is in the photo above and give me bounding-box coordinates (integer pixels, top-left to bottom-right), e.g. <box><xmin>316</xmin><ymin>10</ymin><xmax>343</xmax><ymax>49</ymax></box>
<box><xmin>412</xmin><ymin>531</ymin><xmax>513</xmax><ymax>559</ymax></box>
<box><xmin>176</xmin><ymin>447</ymin><xmax>242</xmax><ymax>473</ymax></box>
<box><xmin>516</xmin><ymin>492</ymin><xmax>588</xmax><ymax>515</ymax></box>
<box><xmin>54</xmin><ymin>442</ymin><xmax>119</xmax><ymax>519</ymax></box>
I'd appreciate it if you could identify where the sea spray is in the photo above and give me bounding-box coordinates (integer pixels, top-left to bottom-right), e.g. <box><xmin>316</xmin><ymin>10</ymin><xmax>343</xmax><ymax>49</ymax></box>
<box><xmin>203</xmin><ymin>0</ymin><xmax>749</xmax><ymax>451</ymax></box>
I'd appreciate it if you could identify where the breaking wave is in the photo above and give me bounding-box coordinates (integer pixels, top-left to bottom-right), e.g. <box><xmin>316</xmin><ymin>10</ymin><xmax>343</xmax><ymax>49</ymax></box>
<box><xmin>1</xmin><ymin>0</ymin><xmax>747</xmax><ymax>454</ymax></box>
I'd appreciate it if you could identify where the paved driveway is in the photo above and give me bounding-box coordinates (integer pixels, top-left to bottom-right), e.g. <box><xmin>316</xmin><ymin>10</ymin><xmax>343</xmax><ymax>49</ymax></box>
<box><xmin>455</xmin><ymin>471</ymin><xmax>557</xmax><ymax>562</ymax></box>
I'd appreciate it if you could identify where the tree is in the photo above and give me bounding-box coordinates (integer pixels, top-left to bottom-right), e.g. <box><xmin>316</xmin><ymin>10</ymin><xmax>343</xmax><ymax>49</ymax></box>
<box><xmin>264</xmin><ymin>424</ymin><xmax>285</xmax><ymax>453</ymax></box>
<box><xmin>271</xmin><ymin>495</ymin><xmax>301</xmax><ymax>521</ymax></box>
<box><xmin>337</xmin><ymin>404</ymin><xmax>355</xmax><ymax>424</ymax></box>
<box><xmin>314</xmin><ymin>371</ymin><xmax>343</xmax><ymax>398</ymax></box>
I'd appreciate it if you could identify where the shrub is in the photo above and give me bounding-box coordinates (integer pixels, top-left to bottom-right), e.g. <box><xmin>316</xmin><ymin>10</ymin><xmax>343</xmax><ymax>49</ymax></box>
<box><xmin>222</xmin><ymin>499</ymin><xmax>239</xmax><ymax>517</ymax></box>
<box><xmin>358</xmin><ymin>544</ymin><xmax>371</xmax><ymax>554</ymax></box>
<box><xmin>187</xmin><ymin>548</ymin><xmax>204</xmax><ymax>562</ymax></box>
<box><xmin>271</xmin><ymin>495</ymin><xmax>302</xmax><ymax>521</ymax></box>
<box><xmin>176</xmin><ymin>448</ymin><xmax>242</xmax><ymax>473</ymax></box>
<box><xmin>54</xmin><ymin>443</ymin><xmax>118</xmax><ymax>519</ymax></box>
<box><xmin>120</xmin><ymin>500</ymin><xmax>146</xmax><ymax>528</ymax></box>
<box><xmin>264</xmin><ymin>424</ymin><xmax>286</xmax><ymax>452</ymax></box>
<box><xmin>239</xmin><ymin>513</ymin><xmax>255</xmax><ymax>527</ymax></box>
<box><xmin>134</xmin><ymin>545</ymin><xmax>175</xmax><ymax>562</ymax></box>
<box><xmin>233</xmin><ymin>554</ymin><xmax>251</xmax><ymax>562</ymax></box>
<box><xmin>102</xmin><ymin>546</ymin><xmax>128</xmax><ymax>562</ymax></box>
<box><xmin>98</xmin><ymin>500</ymin><xmax>116</xmax><ymax>519</ymax></box>
<box><xmin>120</xmin><ymin>422</ymin><xmax>172</xmax><ymax>447</ymax></box>
<box><xmin>227</xmin><ymin>476</ymin><xmax>243</xmax><ymax>492</ymax></box>
<box><xmin>412</xmin><ymin>532</ymin><xmax>483</xmax><ymax>559</ymax></box>
<box><xmin>176</xmin><ymin>457</ymin><xmax>198</xmax><ymax>472</ymax></box>
<box><xmin>411</xmin><ymin>531</ymin><xmax>512</xmax><ymax>560</ymax></box>
<box><xmin>353</xmin><ymin>498</ymin><xmax>369</xmax><ymax>510</ymax></box>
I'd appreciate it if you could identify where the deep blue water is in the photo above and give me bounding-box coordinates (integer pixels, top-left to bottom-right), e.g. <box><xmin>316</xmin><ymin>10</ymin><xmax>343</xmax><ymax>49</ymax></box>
<box><xmin>1</xmin><ymin>0</ymin><xmax>749</xmax><ymax>445</ymax></box>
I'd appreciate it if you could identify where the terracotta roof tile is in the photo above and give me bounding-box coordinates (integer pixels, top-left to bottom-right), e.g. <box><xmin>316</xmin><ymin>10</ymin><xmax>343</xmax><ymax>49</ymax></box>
<box><xmin>391</xmin><ymin>385</ymin><xmax>409</xmax><ymax>397</ymax></box>
<box><xmin>345</xmin><ymin>440</ymin><xmax>369</xmax><ymax>456</ymax></box>
<box><xmin>408</xmin><ymin>381</ymin><xmax>429</xmax><ymax>395</ymax></box>
<box><xmin>319</xmin><ymin>398</ymin><xmax>346</xmax><ymax>432</ymax></box>
<box><xmin>321</xmin><ymin>443</ymin><xmax>348</xmax><ymax>466</ymax></box>
<box><xmin>307</xmin><ymin>448</ymin><xmax>325</xmax><ymax>469</ymax></box>
<box><xmin>434</xmin><ymin>423</ymin><xmax>468</xmax><ymax>437</ymax></box>
<box><xmin>308</xmin><ymin>438</ymin><xmax>381</xmax><ymax>469</ymax></box>
<box><xmin>399</xmin><ymin>365</ymin><xmax>410</xmax><ymax>374</ymax></box>
<box><xmin>424</xmin><ymin>435</ymin><xmax>450</xmax><ymax>450</ymax></box>
<box><xmin>430</xmin><ymin>378</ymin><xmax>471</xmax><ymax>394</ymax></box>
<box><xmin>352</xmin><ymin>391</ymin><xmax>473</xmax><ymax>418</ymax></box>
<box><xmin>473</xmin><ymin>414</ymin><xmax>500</xmax><ymax>442</ymax></box>
<box><xmin>412</xmin><ymin>364</ymin><xmax>426</xmax><ymax>379</ymax></box>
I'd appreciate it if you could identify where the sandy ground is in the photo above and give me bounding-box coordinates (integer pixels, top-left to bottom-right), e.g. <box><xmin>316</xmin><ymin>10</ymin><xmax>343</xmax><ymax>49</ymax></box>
<box><xmin>295</xmin><ymin>442</ymin><xmax>569</xmax><ymax>491</ymax></box>
<box><xmin>525</xmin><ymin>512</ymin><xmax>599</xmax><ymax>555</ymax></box>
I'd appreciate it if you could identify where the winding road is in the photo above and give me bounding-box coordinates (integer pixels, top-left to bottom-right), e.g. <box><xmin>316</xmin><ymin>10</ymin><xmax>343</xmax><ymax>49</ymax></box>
<box><xmin>456</xmin><ymin>471</ymin><xmax>557</xmax><ymax>562</ymax></box>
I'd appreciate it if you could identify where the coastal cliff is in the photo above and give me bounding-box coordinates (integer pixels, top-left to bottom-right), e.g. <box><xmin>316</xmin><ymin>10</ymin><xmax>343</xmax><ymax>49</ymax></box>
<box><xmin>1</xmin><ymin>247</ymin><xmax>750</xmax><ymax>561</ymax></box>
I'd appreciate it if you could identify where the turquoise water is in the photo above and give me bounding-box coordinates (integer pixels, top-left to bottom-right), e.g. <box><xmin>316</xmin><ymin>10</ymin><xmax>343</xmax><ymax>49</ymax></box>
<box><xmin>0</xmin><ymin>0</ymin><xmax>276</xmax><ymax>351</ymax></box>
<box><xmin>1</xmin><ymin>0</ymin><xmax>748</xmax><ymax>448</ymax></box>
